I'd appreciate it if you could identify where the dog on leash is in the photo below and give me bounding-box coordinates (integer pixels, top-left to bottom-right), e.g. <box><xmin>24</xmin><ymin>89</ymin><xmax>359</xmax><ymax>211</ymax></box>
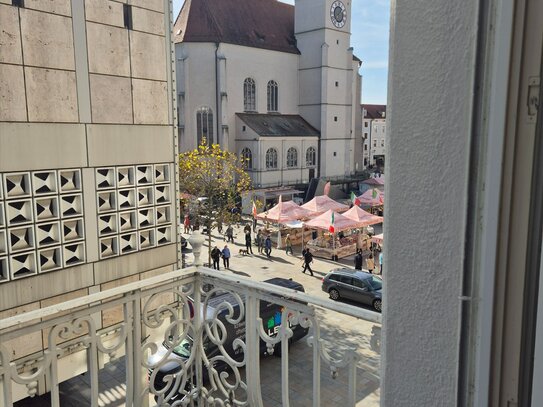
<box><xmin>239</xmin><ymin>248</ymin><xmax>248</xmax><ymax>255</ymax></box>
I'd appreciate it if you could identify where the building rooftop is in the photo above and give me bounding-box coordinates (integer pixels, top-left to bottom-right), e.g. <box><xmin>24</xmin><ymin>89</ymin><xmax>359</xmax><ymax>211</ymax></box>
<box><xmin>236</xmin><ymin>113</ymin><xmax>320</xmax><ymax>137</ymax></box>
<box><xmin>362</xmin><ymin>104</ymin><xmax>387</xmax><ymax>119</ymax></box>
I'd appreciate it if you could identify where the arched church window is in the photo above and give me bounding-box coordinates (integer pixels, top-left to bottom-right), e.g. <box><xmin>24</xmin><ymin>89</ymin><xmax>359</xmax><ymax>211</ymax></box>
<box><xmin>286</xmin><ymin>147</ymin><xmax>298</xmax><ymax>168</ymax></box>
<box><xmin>241</xmin><ymin>147</ymin><xmax>253</xmax><ymax>169</ymax></box>
<box><xmin>267</xmin><ymin>80</ymin><xmax>278</xmax><ymax>112</ymax></box>
<box><xmin>306</xmin><ymin>146</ymin><xmax>316</xmax><ymax>167</ymax></box>
<box><xmin>244</xmin><ymin>78</ymin><xmax>256</xmax><ymax>112</ymax></box>
<box><xmin>265</xmin><ymin>148</ymin><xmax>278</xmax><ymax>169</ymax></box>
<box><xmin>196</xmin><ymin>106</ymin><xmax>213</xmax><ymax>145</ymax></box>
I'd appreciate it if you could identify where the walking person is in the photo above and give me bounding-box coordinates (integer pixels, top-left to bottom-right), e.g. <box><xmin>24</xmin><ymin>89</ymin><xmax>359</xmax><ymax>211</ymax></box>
<box><xmin>225</xmin><ymin>225</ymin><xmax>234</xmax><ymax>243</ymax></box>
<box><xmin>264</xmin><ymin>235</ymin><xmax>272</xmax><ymax>258</ymax></box>
<box><xmin>302</xmin><ymin>248</ymin><xmax>314</xmax><ymax>276</ymax></box>
<box><xmin>354</xmin><ymin>249</ymin><xmax>363</xmax><ymax>270</ymax></box>
<box><xmin>244</xmin><ymin>223</ymin><xmax>252</xmax><ymax>235</ymax></box>
<box><xmin>256</xmin><ymin>229</ymin><xmax>264</xmax><ymax>254</ymax></box>
<box><xmin>211</xmin><ymin>246</ymin><xmax>221</xmax><ymax>270</ymax></box>
<box><xmin>183</xmin><ymin>214</ymin><xmax>191</xmax><ymax>234</ymax></box>
<box><xmin>366</xmin><ymin>253</ymin><xmax>375</xmax><ymax>274</ymax></box>
<box><xmin>222</xmin><ymin>245</ymin><xmax>231</xmax><ymax>269</ymax></box>
<box><xmin>285</xmin><ymin>234</ymin><xmax>293</xmax><ymax>255</ymax></box>
<box><xmin>379</xmin><ymin>251</ymin><xmax>383</xmax><ymax>274</ymax></box>
<box><xmin>245</xmin><ymin>230</ymin><xmax>253</xmax><ymax>254</ymax></box>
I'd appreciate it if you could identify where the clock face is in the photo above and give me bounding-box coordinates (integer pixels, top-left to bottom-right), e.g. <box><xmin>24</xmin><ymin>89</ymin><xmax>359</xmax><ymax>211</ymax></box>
<box><xmin>330</xmin><ymin>1</ymin><xmax>347</xmax><ymax>28</ymax></box>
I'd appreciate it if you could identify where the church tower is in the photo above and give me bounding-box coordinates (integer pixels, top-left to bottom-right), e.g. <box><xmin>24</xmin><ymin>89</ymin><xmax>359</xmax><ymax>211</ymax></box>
<box><xmin>295</xmin><ymin>0</ymin><xmax>356</xmax><ymax>178</ymax></box>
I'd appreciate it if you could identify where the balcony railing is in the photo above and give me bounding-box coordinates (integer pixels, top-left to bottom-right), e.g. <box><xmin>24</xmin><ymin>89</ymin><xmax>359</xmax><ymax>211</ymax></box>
<box><xmin>0</xmin><ymin>266</ymin><xmax>381</xmax><ymax>406</ymax></box>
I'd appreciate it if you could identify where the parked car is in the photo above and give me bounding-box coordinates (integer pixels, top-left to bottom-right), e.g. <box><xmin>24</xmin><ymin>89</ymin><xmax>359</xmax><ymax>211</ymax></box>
<box><xmin>322</xmin><ymin>268</ymin><xmax>382</xmax><ymax>312</ymax></box>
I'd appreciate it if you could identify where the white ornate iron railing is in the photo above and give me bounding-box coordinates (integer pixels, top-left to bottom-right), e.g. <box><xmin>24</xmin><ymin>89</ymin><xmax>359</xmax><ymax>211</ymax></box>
<box><xmin>0</xmin><ymin>267</ymin><xmax>381</xmax><ymax>407</ymax></box>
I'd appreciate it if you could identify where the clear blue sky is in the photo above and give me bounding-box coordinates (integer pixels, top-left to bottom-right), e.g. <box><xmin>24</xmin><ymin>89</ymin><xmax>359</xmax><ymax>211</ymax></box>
<box><xmin>172</xmin><ymin>0</ymin><xmax>389</xmax><ymax>105</ymax></box>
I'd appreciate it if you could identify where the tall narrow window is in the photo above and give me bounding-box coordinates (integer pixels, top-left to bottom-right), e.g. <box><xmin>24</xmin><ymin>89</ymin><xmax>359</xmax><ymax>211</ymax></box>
<box><xmin>241</xmin><ymin>147</ymin><xmax>253</xmax><ymax>169</ymax></box>
<box><xmin>265</xmin><ymin>148</ymin><xmax>278</xmax><ymax>169</ymax></box>
<box><xmin>244</xmin><ymin>78</ymin><xmax>256</xmax><ymax>112</ymax></box>
<box><xmin>267</xmin><ymin>80</ymin><xmax>278</xmax><ymax>112</ymax></box>
<box><xmin>196</xmin><ymin>106</ymin><xmax>213</xmax><ymax>146</ymax></box>
<box><xmin>286</xmin><ymin>147</ymin><xmax>298</xmax><ymax>168</ymax></box>
<box><xmin>306</xmin><ymin>147</ymin><xmax>316</xmax><ymax>167</ymax></box>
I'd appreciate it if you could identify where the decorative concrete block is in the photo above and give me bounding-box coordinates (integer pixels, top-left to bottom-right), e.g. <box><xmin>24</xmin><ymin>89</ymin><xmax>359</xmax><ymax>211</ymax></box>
<box><xmin>154</xmin><ymin>163</ymin><xmax>169</xmax><ymax>184</ymax></box>
<box><xmin>99</xmin><ymin>236</ymin><xmax>118</xmax><ymax>259</ymax></box>
<box><xmin>37</xmin><ymin>246</ymin><xmax>63</xmax><ymax>273</ymax></box>
<box><xmin>35</xmin><ymin>221</ymin><xmax>61</xmax><ymax>247</ymax></box>
<box><xmin>136</xmin><ymin>165</ymin><xmax>153</xmax><ymax>185</ymax></box>
<box><xmin>86</xmin><ymin>22</ymin><xmax>130</xmax><ymax>76</ymax></box>
<box><xmin>34</xmin><ymin>196</ymin><xmax>59</xmax><ymax>222</ymax></box>
<box><xmin>90</xmin><ymin>74</ymin><xmax>133</xmax><ymax>124</ymax></box>
<box><xmin>118</xmin><ymin>210</ymin><xmax>137</xmax><ymax>232</ymax></box>
<box><xmin>98</xmin><ymin>213</ymin><xmax>117</xmax><ymax>236</ymax></box>
<box><xmin>155</xmin><ymin>205</ymin><xmax>171</xmax><ymax>225</ymax></box>
<box><xmin>62</xmin><ymin>218</ymin><xmax>84</xmax><ymax>242</ymax></box>
<box><xmin>8</xmin><ymin>225</ymin><xmax>35</xmax><ymax>253</ymax></box>
<box><xmin>3</xmin><ymin>172</ymin><xmax>31</xmax><ymax>198</ymax></box>
<box><xmin>132</xmin><ymin>79</ymin><xmax>168</xmax><ymax>125</ymax></box>
<box><xmin>0</xmin><ymin>5</ymin><xmax>23</xmax><ymax>64</ymax></box>
<box><xmin>137</xmin><ymin>208</ymin><xmax>154</xmax><ymax>229</ymax></box>
<box><xmin>58</xmin><ymin>169</ymin><xmax>81</xmax><ymax>193</ymax></box>
<box><xmin>20</xmin><ymin>9</ymin><xmax>75</xmax><ymax>70</ymax></box>
<box><xmin>6</xmin><ymin>199</ymin><xmax>33</xmax><ymax>226</ymax></box>
<box><xmin>0</xmin><ymin>202</ymin><xmax>4</xmax><ymax>227</ymax></box>
<box><xmin>25</xmin><ymin>67</ymin><xmax>78</xmax><ymax>123</ymax></box>
<box><xmin>155</xmin><ymin>185</ymin><xmax>170</xmax><ymax>204</ymax></box>
<box><xmin>97</xmin><ymin>191</ymin><xmax>116</xmax><ymax>213</ymax></box>
<box><xmin>0</xmin><ymin>257</ymin><xmax>8</xmax><ymax>283</ymax></box>
<box><xmin>10</xmin><ymin>251</ymin><xmax>37</xmax><ymax>279</ymax></box>
<box><xmin>137</xmin><ymin>186</ymin><xmax>154</xmax><ymax>207</ymax></box>
<box><xmin>32</xmin><ymin>171</ymin><xmax>57</xmax><ymax>195</ymax></box>
<box><xmin>117</xmin><ymin>188</ymin><xmax>136</xmax><ymax>210</ymax></box>
<box><xmin>130</xmin><ymin>31</ymin><xmax>167</xmax><ymax>81</ymax></box>
<box><xmin>96</xmin><ymin>167</ymin><xmax>116</xmax><ymax>190</ymax></box>
<box><xmin>119</xmin><ymin>232</ymin><xmax>137</xmax><ymax>254</ymax></box>
<box><xmin>156</xmin><ymin>225</ymin><xmax>171</xmax><ymax>246</ymax></box>
<box><xmin>138</xmin><ymin>228</ymin><xmax>156</xmax><ymax>250</ymax></box>
<box><xmin>63</xmin><ymin>242</ymin><xmax>85</xmax><ymax>267</ymax></box>
<box><xmin>24</xmin><ymin>0</ymin><xmax>71</xmax><ymax>16</ymax></box>
<box><xmin>59</xmin><ymin>194</ymin><xmax>83</xmax><ymax>218</ymax></box>
<box><xmin>84</xmin><ymin>0</ymin><xmax>124</xmax><ymax>27</ymax></box>
<box><xmin>117</xmin><ymin>166</ymin><xmax>135</xmax><ymax>188</ymax></box>
<box><xmin>0</xmin><ymin>64</ymin><xmax>27</xmax><ymax>121</ymax></box>
<box><xmin>0</xmin><ymin>230</ymin><xmax>6</xmax><ymax>255</ymax></box>
<box><xmin>131</xmin><ymin>6</ymin><xmax>165</xmax><ymax>36</ymax></box>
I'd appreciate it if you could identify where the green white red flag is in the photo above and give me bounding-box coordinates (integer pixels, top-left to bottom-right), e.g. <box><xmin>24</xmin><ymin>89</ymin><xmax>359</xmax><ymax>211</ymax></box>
<box><xmin>350</xmin><ymin>191</ymin><xmax>361</xmax><ymax>206</ymax></box>
<box><xmin>372</xmin><ymin>188</ymin><xmax>378</xmax><ymax>199</ymax></box>
<box><xmin>329</xmin><ymin>212</ymin><xmax>335</xmax><ymax>233</ymax></box>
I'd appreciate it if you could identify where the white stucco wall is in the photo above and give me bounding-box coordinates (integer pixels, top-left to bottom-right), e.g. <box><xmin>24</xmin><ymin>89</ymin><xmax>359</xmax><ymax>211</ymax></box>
<box><xmin>383</xmin><ymin>0</ymin><xmax>477</xmax><ymax>405</ymax></box>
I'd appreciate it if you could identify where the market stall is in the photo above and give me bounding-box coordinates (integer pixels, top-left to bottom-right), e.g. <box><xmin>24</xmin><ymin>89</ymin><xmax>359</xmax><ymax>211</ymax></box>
<box><xmin>301</xmin><ymin>195</ymin><xmax>350</xmax><ymax>215</ymax></box>
<box><xmin>372</xmin><ymin>233</ymin><xmax>384</xmax><ymax>245</ymax></box>
<box><xmin>357</xmin><ymin>188</ymin><xmax>384</xmax><ymax>215</ymax></box>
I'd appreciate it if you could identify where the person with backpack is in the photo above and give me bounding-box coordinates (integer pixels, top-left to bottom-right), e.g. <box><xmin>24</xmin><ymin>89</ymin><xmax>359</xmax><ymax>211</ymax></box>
<box><xmin>302</xmin><ymin>248</ymin><xmax>314</xmax><ymax>276</ymax></box>
<box><xmin>225</xmin><ymin>225</ymin><xmax>234</xmax><ymax>243</ymax></box>
<box><xmin>264</xmin><ymin>235</ymin><xmax>272</xmax><ymax>258</ymax></box>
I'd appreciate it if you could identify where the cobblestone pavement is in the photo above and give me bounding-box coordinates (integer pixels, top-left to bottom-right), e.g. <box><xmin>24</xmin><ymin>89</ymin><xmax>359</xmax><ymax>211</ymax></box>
<box><xmin>15</xmin><ymin>220</ymin><xmax>381</xmax><ymax>406</ymax></box>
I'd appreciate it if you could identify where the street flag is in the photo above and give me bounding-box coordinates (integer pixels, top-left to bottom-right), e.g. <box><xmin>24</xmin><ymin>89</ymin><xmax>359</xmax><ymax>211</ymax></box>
<box><xmin>323</xmin><ymin>181</ymin><xmax>331</xmax><ymax>196</ymax></box>
<box><xmin>372</xmin><ymin>188</ymin><xmax>378</xmax><ymax>199</ymax></box>
<box><xmin>252</xmin><ymin>200</ymin><xmax>257</xmax><ymax>217</ymax></box>
<box><xmin>329</xmin><ymin>212</ymin><xmax>335</xmax><ymax>233</ymax></box>
<box><xmin>350</xmin><ymin>191</ymin><xmax>361</xmax><ymax>206</ymax></box>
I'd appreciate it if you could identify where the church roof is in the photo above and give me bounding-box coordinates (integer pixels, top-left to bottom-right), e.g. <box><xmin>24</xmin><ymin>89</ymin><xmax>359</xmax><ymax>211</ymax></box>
<box><xmin>174</xmin><ymin>0</ymin><xmax>300</xmax><ymax>55</ymax></box>
<box><xmin>362</xmin><ymin>104</ymin><xmax>387</xmax><ymax>119</ymax></box>
<box><xmin>237</xmin><ymin>113</ymin><xmax>320</xmax><ymax>137</ymax></box>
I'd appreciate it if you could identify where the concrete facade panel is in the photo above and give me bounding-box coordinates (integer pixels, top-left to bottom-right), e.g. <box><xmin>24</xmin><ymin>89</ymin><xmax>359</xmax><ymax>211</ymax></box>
<box><xmin>90</xmin><ymin>74</ymin><xmax>133</xmax><ymax>123</ymax></box>
<box><xmin>25</xmin><ymin>67</ymin><xmax>78</xmax><ymax>122</ymax></box>
<box><xmin>86</xmin><ymin>22</ymin><xmax>130</xmax><ymax>77</ymax></box>
<box><xmin>132</xmin><ymin>78</ymin><xmax>168</xmax><ymax>124</ymax></box>
<box><xmin>0</xmin><ymin>123</ymin><xmax>87</xmax><ymax>171</ymax></box>
<box><xmin>130</xmin><ymin>31</ymin><xmax>167</xmax><ymax>81</ymax></box>
<box><xmin>0</xmin><ymin>301</ymin><xmax>43</xmax><ymax>360</ymax></box>
<box><xmin>0</xmin><ymin>64</ymin><xmax>27</xmax><ymax>121</ymax></box>
<box><xmin>0</xmin><ymin>4</ymin><xmax>22</xmax><ymax>64</ymax></box>
<box><xmin>24</xmin><ymin>0</ymin><xmax>72</xmax><ymax>16</ymax></box>
<box><xmin>86</xmin><ymin>124</ymin><xmax>173</xmax><ymax>166</ymax></box>
<box><xmin>84</xmin><ymin>0</ymin><xmax>124</xmax><ymax>27</ymax></box>
<box><xmin>101</xmin><ymin>274</ymin><xmax>139</xmax><ymax>327</ymax></box>
<box><xmin>130</xmin><ymin>0</ymin><xmax>163</xmax><ymax>13</ymax></box>
<box><xmin>131</xmin><ymin>6</ymin><xmax>165</xmax><ymax>36</ymax></box>
<box><xmin>20</xmin><ymin>8</ymin><xmax>75</xmax><ymax>70</ymax></box>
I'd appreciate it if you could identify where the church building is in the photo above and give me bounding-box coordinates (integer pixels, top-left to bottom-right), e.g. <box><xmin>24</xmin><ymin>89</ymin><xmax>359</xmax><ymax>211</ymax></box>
<box><xmin>174</xmin><ymin>0</ymin><xmax>362</xmax><ymax>189</ymax></box>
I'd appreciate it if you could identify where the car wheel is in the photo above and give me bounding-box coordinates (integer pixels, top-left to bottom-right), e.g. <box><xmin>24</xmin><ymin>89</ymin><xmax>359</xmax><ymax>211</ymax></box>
<box><xmin>329</xmin><ymin>288</ymin><xmax>340</xmax><ymax>301</ymax></box>
<box><xmin>373</xmin><ymin>299</ymin><xmax>382</xmax><ymax>312</ymax></box>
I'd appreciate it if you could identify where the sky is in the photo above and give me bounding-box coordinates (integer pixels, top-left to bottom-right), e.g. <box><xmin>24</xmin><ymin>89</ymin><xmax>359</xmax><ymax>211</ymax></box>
<box><xmin>172</xmin><ymin>0</ymin><xmax>390</xmax><ymax>105</ymax></box>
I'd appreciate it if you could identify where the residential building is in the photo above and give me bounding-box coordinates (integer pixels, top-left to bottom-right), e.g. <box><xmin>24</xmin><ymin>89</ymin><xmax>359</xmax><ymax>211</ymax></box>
<box><xmin>0</xmin><ymin>0</ymin><xmax>178</xmax><ymax>400</ymax></box>
<box><xmin>361</xmin><ymin>104</ymin><xmax>386</xmax><ymax>169</ymax></box>
<box><xmin>174</xmin><ymin>0</ymin><xmax>362</xmax><ymax>188</ymax></box>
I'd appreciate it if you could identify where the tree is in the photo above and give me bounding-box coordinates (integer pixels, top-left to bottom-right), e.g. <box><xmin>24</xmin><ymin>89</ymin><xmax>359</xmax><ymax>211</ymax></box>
<box><xmin>179</xmin><ymin>141</ymin><xmax>252</xmax><ymax>265</ymax></box>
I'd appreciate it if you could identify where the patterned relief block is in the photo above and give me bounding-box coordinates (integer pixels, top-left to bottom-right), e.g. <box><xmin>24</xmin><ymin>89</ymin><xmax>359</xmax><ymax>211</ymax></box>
<box><xmin>35</xmin><ymin>221</ymin><xmax>61</xmax><ymax>248</ymax></box>
<box><xmin>138</xmin><ymin>228</ymin><xmax>155</xmax><ymax>250</ymax></box>
<box><xmin>58</xmin><ymin>169</ymin><xmax>81</xmax><ymax>192</ymax></box>
<box><xmin>138</xmin><ymin>208</ymin><xmax>155</xmax><ymax>229</ymax></box>
<box><xmin>9</xmin><ymin>225</ymin><xmax>35</xmax><ymax>253</ymax></box>
<box><xmin>99</xmin><ymin>236</ymin><xmax>118</xmax><ymax>259</ymax></box>
<box><xmin>0</xmin><ymin>230</ymin><xmax>7</xmax><ymax>255</ymax></box>
<box><xmin>63</xmin><ymin>242</ymin><xmax>85</xmax><ymax>267</ymax></box>
<box><xmin>97</xmin><ymin>191</ymin><xmax>116</xmax><ymax>213</ymax></box>
<box><xmin>0</xmin><ymin>257</ymin><xmax>9</xmax><ymax>283</ymax></box>
<box><xmin>6</xmin><ymin>199</ymin><xmax>33</xmax><ymax>226</ymax></box>
<box><xmin>60</xmin><ymin>194</ymin><xmax>83</xmax><ymax>217</ymax></box>
<box><xmin>62</xmin><ymin>218</ymin><xmax>85</xmax><ymax>243</ymax></box>
<box><xmin>136</xmin><ymin>165</ymin><xmax>153</xmax><ymax>185</ymax></box>
<box><xmin>0</xmin><ymin>175</ymin><xmax>3</xmax><ymax>200</ymax></box>
<box><xmin>156</xmin><ymin>225</ymin><xmax>172</xmax><ymax>246</ymax></box>
<box><xmin>118</xmin><ymin>210</ymin><xmax>137</xmax><ymax>232</ymax></box>
<box><xmin>10</xmin><ymin>251</ymin><xmax>37</xmax><ymax>279</ymax></box>
<box><xmin>117</xmin><ymin>188</ymin><xmax>136</xmax><ymax>210</ymax></box>
<box><xmin>0</xmin><ymin>201</ymin><xmax>4</xmax><ymax>227</ymax></box>
<box><xmin>96</xmin><ymin>167</ymin><xmax>116</xmax><ymax>190</ymax></box>
<box><xmin>155</xmin><ymin>205</ymin><xmax>171</xmax><ymax>225</ymax></box>
<box><xmin>34</xmin><ymin>196</ymin><xmax>59</xmax><ymax>222</ymax></box>
<box><xmin>119</xmin><ymin>232</ymin><xmax>137</xmax><ymax>254</ymax></box>
<box><xmin>137</xmin><ymin>186</ymin><xmax>154</xmax><ymax>207</ymax></box>
<box><xmin>155</xmin><ymin>185</ymin><xmax>170</xmax><ymax>205</ymax></box>
<box><xmin>32</xmin><ymin>171</ymin><xmax>57</xmax><ymax>195</ymax></box>
<box><xmin>154</xmin><ymin>164</ymin><xmax>169</xmax><ymax>184</ymax></box>
<box><xmin>37</xmin><ymin>246</ymin><xmax>63</xmax><ymax>273</ymax></box>
<box><xmin>117</xmin><ymin>166</ymin><xmax>135</xmax><ymax>188</ymax></box>
<box><xmin>3</xmin><ymin>172</ymin><xmax>31</xmax><ymax>198</ymax></box>
<box><xmin>98</xmin><ymin>214</ymin><xmax>118</xmax><ymax>237</ymax></box>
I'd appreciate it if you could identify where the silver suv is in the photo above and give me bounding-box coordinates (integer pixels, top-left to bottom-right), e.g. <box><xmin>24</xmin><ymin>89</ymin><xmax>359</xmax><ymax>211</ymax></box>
<box><xmin>322</xmin><ymin>268</ymin><xmax>382</xmax><ymax>312</ymax></box>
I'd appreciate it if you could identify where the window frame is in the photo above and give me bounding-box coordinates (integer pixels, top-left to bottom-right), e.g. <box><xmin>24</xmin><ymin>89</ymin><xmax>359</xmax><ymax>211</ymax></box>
<box><xmin>306</xmin><ymin>146</ymin><xmax>317</xmax><ymax>167</ymax></box>
<box><xmin>244</xmin><ymin>78</ymin><xmax>256</xmax><ymax>112</ymax></box>
<box><xmin>267</xmin><ymin>80</ymin><xmax>279</xmax><ymax>112</ymax></box>
<box><xmin>241</xmin><ymin>147</ymin><xmax>253</xmax><ymax>170</ymax></box>
<box><xmin>196</xmin><ymin>106</ymin><xmax>213</xmax><ymax>146</ymax></box>
<box><xmin>265</xmin><ymin>148</ymin><xmax>278</xmax><ymax>169</ymax></box>
<box><xmin>286</xmin><ymin>147</ymin><xmax>298</xmax><ymax>168</ymax></box>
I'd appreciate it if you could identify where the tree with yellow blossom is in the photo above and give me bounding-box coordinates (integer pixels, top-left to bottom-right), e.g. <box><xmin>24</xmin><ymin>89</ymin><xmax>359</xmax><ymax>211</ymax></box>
<box><xmin>179</xmin><ymin>140</ymin><xmax>252</xmax><ymax>265</ymax></box>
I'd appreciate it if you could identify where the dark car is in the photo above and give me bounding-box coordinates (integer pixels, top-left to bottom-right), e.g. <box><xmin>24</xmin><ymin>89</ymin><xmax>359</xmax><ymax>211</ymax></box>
<box><xmin>322</xmin><ymin>268</ymin><xmax>382</xmax><ymax>312</ymax></box>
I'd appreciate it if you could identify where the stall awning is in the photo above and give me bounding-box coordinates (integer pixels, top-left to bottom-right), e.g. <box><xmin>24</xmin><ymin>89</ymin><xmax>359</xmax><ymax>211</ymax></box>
<box><xmin>343</xmin><ymin>205</ymin><xmax>383</xmax><ymax>227</ymax></box>
<box><xmin>301</xmin><ymin>195</ymin><xmax>349</xmax><ymax>215</ymax></box>
<box><xmin>255</xmin><ymin>200</ymin><xmax>313</xmax><ymax>223</ymax></box>
<box><xmin>358</xmin><ymin>188</ymin><xmax>385</xmax><ymax>206</ymax></box>
<box><xmin>372</xmin><ymin>233</ymin><xmax>384</xmax><ymax>245</ymax></box>
<box><xmin>304</xmin><ymin>210</ymin><xmax>364</xmax><ymax>232</ymax></box>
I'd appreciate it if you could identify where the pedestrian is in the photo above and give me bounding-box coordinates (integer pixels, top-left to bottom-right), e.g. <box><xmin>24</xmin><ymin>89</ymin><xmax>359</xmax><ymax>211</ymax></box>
<box><xmin>222</xmin><ymin>245</ymin><xmax>231</xmax><ymax>269</ymax></box>
<box><xmin>244</xmin><ymin>223</ymin><xmax>252</xmax><ymax>235</ymax></box>
<box><xmin>366</xmin><ymin>253</ymin><xmax>375</xmax><ymax>274</ymax></box>
<box><xmin>256</xmin><ymin>229</ymin><xmax>264</xmax><ymax>254</ymax></box>
<box><xmin>183</xmin><ymin>214</ymin><xmax>191</xmax><ymax>234</ymax></box>
<box><xmin>225</xmin><ymin>225</ymin><xmax>234</xmax><ymax>243</ymax></box>
<box><xmin>264</xmin><ymin>235</ymin><xmax>272</xmax><ymax>258</ymax></box>
<box><xmin>211</xmin><ymin>246</ymin><xmax>221</xmax><ymax>270</ymax></box>
<box><xmin>285</xmin><ymin>234</ymin><xmax>293</xmax><ymax>255</ymax></box>
<box><xmin>302</xmin><ymin>248</ymin><xmax>314</xmax><ymax>276</ymax></box>
<box><xmin>354</xmin><ymin>249</ymin><xmax>363</xmax><ymax>270</ymax></box>
<box><xmin>379</xmin><ymin>251</ymin><xmax>383</xmax><ymax>274</ymax></box>
<box><xmin>245</xmin><ymin>230</ymin><xmax>253</xmax><ymax>254</ymax></box>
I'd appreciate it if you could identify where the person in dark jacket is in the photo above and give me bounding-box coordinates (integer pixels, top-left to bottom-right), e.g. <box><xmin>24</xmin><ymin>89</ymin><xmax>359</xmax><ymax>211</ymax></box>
<box><xmin>211</xmin><ymin>246</ymin><xmax>221</xmax><ymax>270</ymax></box>
<box><xmin>221</xmin><ymin>245</ymin><xmax>231</xmax><ymax>269</ymax></box>
<box><xmin>245</xmin><ymin>231</ymin><xmax>253</xmax><ymax>254</ymax></box>
<box><xmin>302</xmin><ymin>248</ymin><xmax>314</xmax><ymax>276</ymax></box>
<box><xmin>354</xmin><ymin>249</ymin><xmax>363</xmax><ymax>270</ymax></box>
<box><xmin>264</xmin><ymin>235</ymin><xmax>272</xmax><ymax>258</ymax></box>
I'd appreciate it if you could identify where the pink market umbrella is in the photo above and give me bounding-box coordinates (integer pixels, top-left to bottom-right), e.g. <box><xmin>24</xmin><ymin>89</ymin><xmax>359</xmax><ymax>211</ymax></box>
<box><xmin>301</xmin><ymin>195</ymin><xmax>349</xmax><ymax>216</ymax></box>
<box><xmin>304</xmin><ymin>210</ymin><xmax>363</xmax><ymax>232</ymax></box>
<box><xmin>255</xmin><ymin>200</ymin><xmax>313</xmax><ymax>223</ymax></box>
<box><xmin>362</xmin><ymin>176</ymin><xmax>385</xmax><ymax>186</ymax></box>
<box><xmin>358</xmin><ymin>189</ymin><xmax>385</xmax><ymax>206</ymax></box>
<box><xmin>372</xmin><ymin>233</ymin><xmax>384</xmax><ymax>245</ymax></box>
<box><xmin>343</xmin><ymin>205</ymin><xmax>383</xmax><ymax>227</ymax></box>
